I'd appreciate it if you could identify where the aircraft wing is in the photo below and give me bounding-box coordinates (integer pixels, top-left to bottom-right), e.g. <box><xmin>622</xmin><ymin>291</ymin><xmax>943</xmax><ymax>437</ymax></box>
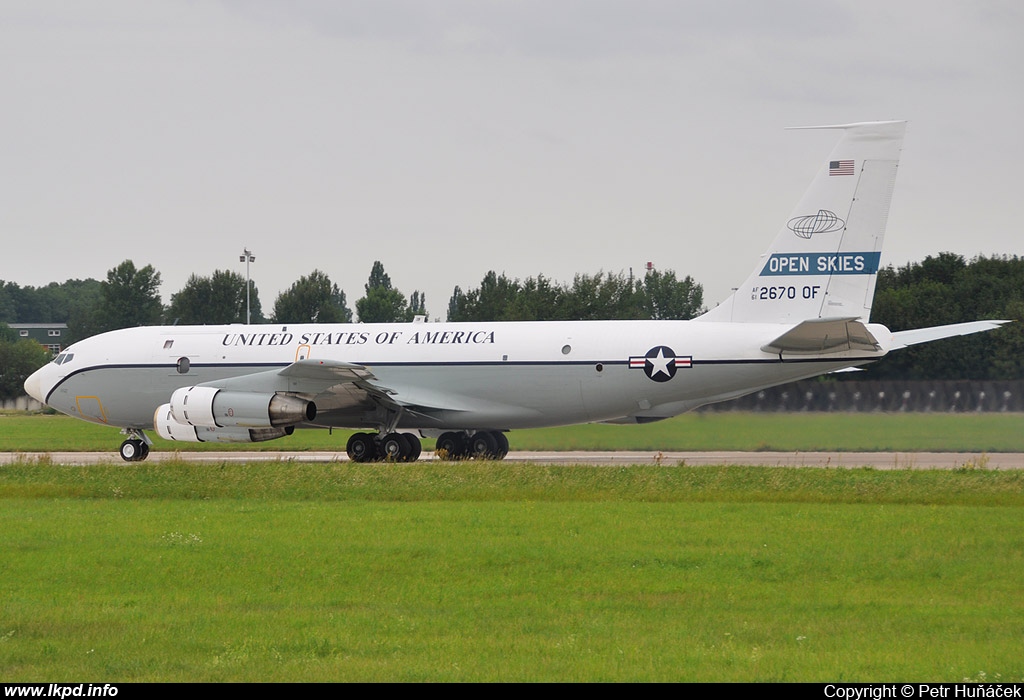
<box><xmin>192</xmin><ymin>358</ymin><xmax>468</xmax><ymax>420</ymax></box>
<box><xmin>889</xmin><ymin>320</ymin><xmax>1011</xmax><ymax>349</ymax></box>
<box><xmin>195</xmin><ymin>358</ymin><xmax>377</xmax><ymax>395</ymax></box>
<box><xmin>761</xmin><ymin>317</ymin><xmax>882</xmax><ymax>355</ymax></box>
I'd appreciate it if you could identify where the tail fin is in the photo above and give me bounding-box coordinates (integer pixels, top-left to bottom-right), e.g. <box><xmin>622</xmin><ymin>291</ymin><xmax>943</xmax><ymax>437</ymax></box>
<box><xmin>698</xmin><ymin>120</ymin><xmax>906</xmax><ymax>324</ymax></box>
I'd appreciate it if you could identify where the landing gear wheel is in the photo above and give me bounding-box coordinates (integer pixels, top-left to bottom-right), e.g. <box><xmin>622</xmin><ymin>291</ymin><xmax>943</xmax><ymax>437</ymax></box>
<box><xmin>491</xmin><ymin>431</ymin><xmax>509</xmax><ymax>459</ymax></box>
<box><xmin>436</xmin><ymin>432</ymin><xmax>467</xmax><ymax>460</ymax></box>
<box><xmin>380</xmin><ymin>432</ymin><xmax>410</xmax><ymax>462</ymax></box>
<box><xmin>400</xmin><ymin>433</ymin><xmax>422</xmax><ymax>462</ymax></box>
<box><xmin>119</xmin><ymin>439</ymin><xmax>149</xmax><ymax>462</ymax></box>
<box><xmin>346</xmin><ymin>432</ymin><xmax>377</xmax><ymax>463</ymax></box>
<box><xmin>469</xmin><ymin>431</ymin><xmax>499</xmax><ymax>460</ymax></box>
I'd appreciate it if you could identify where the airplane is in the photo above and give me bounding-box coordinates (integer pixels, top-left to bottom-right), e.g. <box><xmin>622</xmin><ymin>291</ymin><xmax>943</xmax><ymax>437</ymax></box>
<box><xmin>24</xmin><ymin>120</ymin><xmax>1008</xmax><ymax>463</ymax></box>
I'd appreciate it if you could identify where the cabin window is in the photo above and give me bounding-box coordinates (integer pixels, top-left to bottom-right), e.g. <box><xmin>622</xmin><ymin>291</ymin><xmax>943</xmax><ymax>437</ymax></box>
<box><xmin>176</xmin><ymin>357</ymin><xmax>190</xmax><ymax>374</ymax></box>
<box><xmin>561</xmin><ymin>344</ymin><xmax>571</xmax><ymax>355</ymax></box>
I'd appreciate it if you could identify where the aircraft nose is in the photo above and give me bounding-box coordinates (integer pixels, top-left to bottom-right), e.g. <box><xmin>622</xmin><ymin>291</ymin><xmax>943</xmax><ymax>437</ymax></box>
<box><xmin>24</xmin><ymin>366</ymin><xmax>48</xmax><ymax>404</ymax></box>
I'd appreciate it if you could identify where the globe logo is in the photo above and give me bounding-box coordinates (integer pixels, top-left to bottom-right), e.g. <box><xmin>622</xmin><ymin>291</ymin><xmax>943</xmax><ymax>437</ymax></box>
<box><xmin>787</xmin><ymin>209</ymin><xmax>845</xmax><ymax>239</ymax></box>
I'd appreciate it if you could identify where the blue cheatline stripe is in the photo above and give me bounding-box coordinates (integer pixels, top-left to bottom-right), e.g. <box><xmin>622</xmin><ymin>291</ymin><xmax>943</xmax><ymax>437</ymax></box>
<box><xmin>49</xmin><ymin>355</ymin><xmax>880</xmax><ymax>394</ymax></box>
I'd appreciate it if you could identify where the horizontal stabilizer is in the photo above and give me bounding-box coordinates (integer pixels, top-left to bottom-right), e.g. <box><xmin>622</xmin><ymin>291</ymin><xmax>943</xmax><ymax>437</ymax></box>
<box><xmin>890</xmin><ymin>320</ymin><xmax>1011</xmax><ymax>349</ymax></box>
<box><xmin>761</xmin><ymin>317</ymin><xmax>882</xmax><ymax>355</ymax></box>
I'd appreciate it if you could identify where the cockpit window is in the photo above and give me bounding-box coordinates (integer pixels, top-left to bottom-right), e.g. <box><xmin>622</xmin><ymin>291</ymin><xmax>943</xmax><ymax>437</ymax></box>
<box><xmin>53</xmin><ymin>353</ymin><xmax>74</xmax><ymax>365</ymax></box>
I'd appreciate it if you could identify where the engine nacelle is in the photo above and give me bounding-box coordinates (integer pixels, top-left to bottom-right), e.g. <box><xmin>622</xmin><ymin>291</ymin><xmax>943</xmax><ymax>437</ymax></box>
<box><xmin>154</xmin><ymin>404</ymin><xmax>295</xmax><ymax>443</ymax></box>
<box><xmin>168</xmin><ymin>386</ymin><xmax>316</xmax><ymax>429</ymax></box>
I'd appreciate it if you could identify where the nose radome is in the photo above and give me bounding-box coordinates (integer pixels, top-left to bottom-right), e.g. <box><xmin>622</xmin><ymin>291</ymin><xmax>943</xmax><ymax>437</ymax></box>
<box><xmin>24</xmin><ymin>367</ymin><xmax>46</xmax><ymax>404</ymax></box>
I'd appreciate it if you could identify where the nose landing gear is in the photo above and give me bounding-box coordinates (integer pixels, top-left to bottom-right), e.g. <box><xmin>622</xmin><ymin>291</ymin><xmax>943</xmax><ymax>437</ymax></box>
<box><xmin>119</xmin><ymin>429</ymin><xmax>152</xmax><ymax>462</ymax></box>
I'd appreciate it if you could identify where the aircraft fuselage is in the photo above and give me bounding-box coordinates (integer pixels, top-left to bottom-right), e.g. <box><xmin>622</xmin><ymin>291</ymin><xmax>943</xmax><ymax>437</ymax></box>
<box><xmin>29</xmin><ymin>319</ymin><xmax>889</xmax><ymax>433</ymax></box>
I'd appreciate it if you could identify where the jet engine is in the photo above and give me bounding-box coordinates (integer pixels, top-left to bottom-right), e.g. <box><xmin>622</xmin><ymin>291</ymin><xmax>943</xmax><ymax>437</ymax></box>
<box><xmin>154</xmin><ymin>403</ymin><xmax>297</xmax><ymax>443</ymax></box>
<box><xmin>166</xmin><ymin>386</ymin><xmax>316</xmax><ymax>429</ymax></box>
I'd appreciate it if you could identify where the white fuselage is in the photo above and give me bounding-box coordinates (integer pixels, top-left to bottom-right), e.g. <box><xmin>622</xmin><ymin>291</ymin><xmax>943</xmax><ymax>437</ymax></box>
<box><xmin>26</xmin><ymin>319</ymin><xmax>890</xmax><ymax>434</ymax></box>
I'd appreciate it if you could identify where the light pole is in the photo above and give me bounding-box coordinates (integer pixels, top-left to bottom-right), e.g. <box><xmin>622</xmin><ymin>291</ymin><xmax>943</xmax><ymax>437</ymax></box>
<box><xmin>239</xmin><ymin>247</ymin><xmax>255</xmax><ymax>324</ymax></box>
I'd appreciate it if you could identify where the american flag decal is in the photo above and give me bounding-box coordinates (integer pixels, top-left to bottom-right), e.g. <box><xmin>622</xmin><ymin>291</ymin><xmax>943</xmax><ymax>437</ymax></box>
<box><xmin>829</xmin><ymin>159</ymin><xmax>854</xmax><ymax>176</ymax></box>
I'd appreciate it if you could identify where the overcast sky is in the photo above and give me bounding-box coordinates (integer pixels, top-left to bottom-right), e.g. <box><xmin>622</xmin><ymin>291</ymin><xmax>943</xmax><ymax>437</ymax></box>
<box><xmin>3</xmin><ymin>0</ymin><xmax>1022</xmax><ymax>320</ymax></box>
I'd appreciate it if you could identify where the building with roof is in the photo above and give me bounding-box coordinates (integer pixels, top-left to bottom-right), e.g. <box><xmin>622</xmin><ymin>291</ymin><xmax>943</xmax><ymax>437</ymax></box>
<box><xmin>8</xmin><ymin>323</ymin><xmax>68</xmax><ymax>355</ymax></box>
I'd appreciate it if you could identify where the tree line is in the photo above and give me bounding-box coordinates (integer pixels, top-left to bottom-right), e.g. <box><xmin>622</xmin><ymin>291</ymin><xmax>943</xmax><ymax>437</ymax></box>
<box><xmin>0</xmin><ymin>260</ymin><xmax>429</xmax><ymax>345</ymax></box>
<box><xmin>0</xmin><ymin>260</ymin><xmax>704</xmax><ymax>344</ymax></box>
<box><xmin>866</xmin><ymin>253</ymin><xmax>1024</xmax><ymax>380</ymax></box>
<box><xmin>1</xmin><ymin>253</ymin><xmax>1022</xmax><ymax>401</ymax></box>
<box><xmin>447</xmin><ymin>269</ymin><xmax>703</xmax><ymax>321</ymax></box>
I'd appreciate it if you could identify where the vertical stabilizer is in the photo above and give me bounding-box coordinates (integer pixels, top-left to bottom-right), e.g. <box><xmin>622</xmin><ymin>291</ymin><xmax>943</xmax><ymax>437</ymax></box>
<box><xmin>698</xmin><ymin>120</ymin><xmax>905</xmax><ymax>324</ymax></box>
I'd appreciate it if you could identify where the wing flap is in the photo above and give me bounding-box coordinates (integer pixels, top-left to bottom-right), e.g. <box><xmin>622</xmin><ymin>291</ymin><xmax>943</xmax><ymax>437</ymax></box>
<box><xmin>194</xmin><ymin>358</ymin><xmax>377</xmax><ymax>395</ymax></box>
<box><xmin>278</xmin><ymin>358</ymin><xmax>376</xmax><ymax>382</ymax></box>
<box><xmin>761</xmin><ymin>317</ymin><xmax>882</xmax><ymax>355</ymax></box>
<box><xmin>192</xmin><ymin>358</ymin><xmax>469</xmax><ymax>417</ymax></box>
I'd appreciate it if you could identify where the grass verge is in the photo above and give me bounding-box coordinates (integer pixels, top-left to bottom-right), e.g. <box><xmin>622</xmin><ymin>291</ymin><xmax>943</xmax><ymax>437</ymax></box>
<box><xmin>1</xmin><ymin>460</ymin><xmax>1022</xmax><ymax>682</ymax></box>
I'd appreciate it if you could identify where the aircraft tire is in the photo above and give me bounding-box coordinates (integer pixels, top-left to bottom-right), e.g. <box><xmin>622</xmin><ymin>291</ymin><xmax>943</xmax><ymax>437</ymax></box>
<box><xmin>346</xmin><ymin>432</ymin><xmax>377</xmax><ymax>463</ymax></box>
<box><xmin>436</xmin><ymin>432</ymin><xmax>467</xmax><ymax>460</ymax></box>
<box><xmin>119</xmin><ymin>439</ymin><xmax>149</xmax><ymax>462</ymax></box>
<box><xmin>400</xmin><ymin>433</ymin><xmax>422</xmax><ymax>462</ymax></box>
<box><xmin>469</xmin><ymin>431</ymin><xmax>499</xmax><ymax>460</ymax></box>
<box><xmin>380</xmin><ymin>432</ymin><xmax>409</xmax><ymax>462</ymax></box>
<box><xmin>492</xmin><ymin>431</ymin><xmax>509</xmax><ymax>459</ymax></box>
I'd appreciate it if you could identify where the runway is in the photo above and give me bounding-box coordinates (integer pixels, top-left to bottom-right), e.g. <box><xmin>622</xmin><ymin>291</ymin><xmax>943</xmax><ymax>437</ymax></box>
<box><xmin>2</xmin><ymin>450</ymin><xmax>1020</xmax><ymax>469</ymax></box>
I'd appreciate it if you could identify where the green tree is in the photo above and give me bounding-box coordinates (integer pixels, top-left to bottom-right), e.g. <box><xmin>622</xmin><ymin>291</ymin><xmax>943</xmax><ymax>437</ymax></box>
<box><xmin>272</xmin><ymin>270</ymin><xmax>352</xmax><ymax>323</ymax></box>
<box><xmin>447</xmin><ymin>285</ymin><xmax>469</xmax><ymax>322</ymax></box>
<box><xmin>407</xmin><ymin>290</ymin><xmax>427</xmax><ymax>321</ymax></box>
<box><xmin>61</xmin><ymin>279</ymin><xmax>103</xmax><ymax>343</ymax></box>
<box><xmin>91</xmin><ymin>260</ymin><xmax>163</xmax><ymax>333</ymax></box>
<box><xmin>0</xmin><ymin>324</ymin><xmax>51</xmax><ymax>400</ymax></box>
<box><xmin>0</xmin><ymin>282</ymin><xmax>16</xmax><ymax>322</ymax></box>
<box><xmin>990</xmin><ymin>300</ymin><xmax>1024</xmax><ymax>379</ymax></box>
<box><xmin>868</xmin><ymin>253</ymin><xmax>1023</xmax><ymax>380</ymax></box>
<box><xmin>355</xmin><ymin>261</ymin><xmax>408</xmax><ymax>323</ymax></box>
<box><xmin>167</xmin><ymin>270</ymin><xmax>263</xmax><ymax>325</ymax></box>
<box><xmin>506</xmin><ymin>274</ymin><xmax>563</xmax><ymax>320</ymax></box>
<box><xmin>0</xmin><ymin>279</ymin><xmax>102</xmax><ymax>343</ymax></box>
<box><xmin>562</xmin><ymin>271</ymin><xmax>642</xmax><ymax>321</ymax></box>
<box><xmin>640</xmin><ymin>269</ymin><xmax>704</xmax><ymax>320</ymax></box>
<box><xmin>447</xmin><ymin>268</ymin><xmax>703</xmax><ymax>321</ymax></box>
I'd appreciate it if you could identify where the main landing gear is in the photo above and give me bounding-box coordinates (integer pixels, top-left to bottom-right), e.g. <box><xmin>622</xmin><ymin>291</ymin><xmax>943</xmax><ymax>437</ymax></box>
<box><xmin>435</xmin><ymin>431</ymin><xmax>509</xmax><ymax>461</ymax></box>
<box><xmin>119</xmin><ymin>428</ymin><xmax>152</xmax><ymax>462</ymax></box>
<box><xmin>345</xmin><ymin>431</ymin><xmax>422</xmax><ymax>463</ymax></box>
<box><xmin>344</xmin><ymin>430</ymin><xmax>510</xmax><ymax>463</ymax></box>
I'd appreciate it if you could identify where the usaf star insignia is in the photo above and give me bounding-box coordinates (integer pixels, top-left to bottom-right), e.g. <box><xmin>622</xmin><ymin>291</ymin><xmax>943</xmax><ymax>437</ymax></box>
<box><xmin>628</xmin><ymin>346</ymin><xmax>692</xmax><ymax>382</ymax></box>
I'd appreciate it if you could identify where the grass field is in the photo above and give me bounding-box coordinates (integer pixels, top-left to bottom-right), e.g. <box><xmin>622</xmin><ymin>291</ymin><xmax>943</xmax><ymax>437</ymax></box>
<box><xmin>4</xmin><ymin>410</ymin><xmax>1024</xmax><ymax>453</ymax></box>
<box><xmin>2</xmin><ymin>413</ymin><xmax>1023</xmax><ymax>682</ymax></box>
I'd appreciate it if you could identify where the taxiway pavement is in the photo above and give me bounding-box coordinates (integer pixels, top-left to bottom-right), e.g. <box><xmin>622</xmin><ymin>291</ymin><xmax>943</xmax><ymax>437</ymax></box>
<box><xmin>1</xmin><ymin>450</ymin><xmax>1019</xmax><ymax>469</ymax></box>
